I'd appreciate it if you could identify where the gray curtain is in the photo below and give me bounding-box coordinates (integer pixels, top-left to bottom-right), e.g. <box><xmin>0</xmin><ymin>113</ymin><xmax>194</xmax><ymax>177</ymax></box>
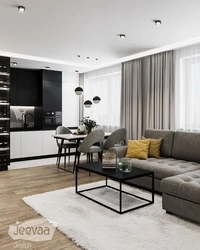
<box><xmin>79</xmin><ymin>73</ymin><xmax>84</xmax><ymax>122</ymax></box>
<box><xmin>121</xmin><ymin>51</ymin><xmax>175</xmax><ymax>139</ymax></box>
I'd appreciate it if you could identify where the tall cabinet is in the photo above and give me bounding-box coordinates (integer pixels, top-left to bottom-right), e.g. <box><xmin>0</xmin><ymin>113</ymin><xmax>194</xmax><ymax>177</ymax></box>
<box><xmin>0</xmin><ymin>56</ymin><xmax>10</xmax><ymax>171</ymax></box>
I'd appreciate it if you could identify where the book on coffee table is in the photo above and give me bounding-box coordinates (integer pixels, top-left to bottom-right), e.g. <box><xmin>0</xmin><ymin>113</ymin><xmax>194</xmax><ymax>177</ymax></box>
<box><xmin>102</xmin><ymin>152</ymin><xmax>116</xmax><ymax>168</ymax></box>
<box><xmin>102</xmin><ymin>164</ymin><xmax>116</xmax><ymax>169</ymax></box>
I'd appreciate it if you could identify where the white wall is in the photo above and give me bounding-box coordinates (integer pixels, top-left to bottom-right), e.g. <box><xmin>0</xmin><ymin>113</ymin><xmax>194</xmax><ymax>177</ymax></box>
<box><xmin>62</xmin><ymin>72</ymin><xmax>79</xmax><ymax>127</ymax></box>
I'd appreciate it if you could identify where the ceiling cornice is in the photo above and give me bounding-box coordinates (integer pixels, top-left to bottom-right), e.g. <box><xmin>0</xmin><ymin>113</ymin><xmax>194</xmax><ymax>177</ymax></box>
<box><xmin>85</xmin><ymin>37</ymin><xmax>200</xmax><ymax>72</ymax></box>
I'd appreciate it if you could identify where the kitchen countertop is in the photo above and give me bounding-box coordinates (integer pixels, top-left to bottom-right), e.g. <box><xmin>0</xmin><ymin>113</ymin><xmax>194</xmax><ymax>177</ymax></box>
<box><xmin>11</xmin><ymin>127</ymin><xmax>47</xmax><ymax>132</ymax></box>
<box><xmin>10</xmin><ymin>126</ymin><xmax>78</xmax><ymax>132</ymax></box>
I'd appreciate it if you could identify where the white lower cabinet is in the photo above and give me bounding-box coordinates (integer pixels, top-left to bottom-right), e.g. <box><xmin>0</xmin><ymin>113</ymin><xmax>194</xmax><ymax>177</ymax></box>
<box><xmin>21</xmin><ymin>131</ymin><xmax>43</xmax><ymax>157</ymax></box>
<box><xmin>10</xmin><ymin>132</ymin><xmax>21</xmax><ymax>159</ymax></box>
<box><xmin>42</xmin><ymin>130</ymin><xmax>58</xmax><ymax>155</ymax></box>
<box><xmin>10</xmin><ymin>130</ymin><xmax>57</xmax><ymax>159</ymax></box>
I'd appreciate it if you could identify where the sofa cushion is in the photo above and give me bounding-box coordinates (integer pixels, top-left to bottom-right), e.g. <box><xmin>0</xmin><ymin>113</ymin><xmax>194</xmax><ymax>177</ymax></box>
<box><xmin>161</xmin><ymin>170</ymin><xmax>200</xmax><ymax>204</ymax></box>
<box><xmin>126</xmin><ymin>139</ymin><xmax>150</xmax><ymax>159</ymax></box>
<box><xmin>130</xmin><ymin>157</ymin><xmax>200</xmax><ymax>179</ymax></box>
<box><xmin>172</xmin><ymin>131</ymin><xmax>200</xmax><ymax>163</ymax></box>
<box><xmin>142</xmin><ymin>136</ymin><xmax>162</xmax><ymax>158</ymax></box>
<box><xmin>144</xmin><ymin>129</ymin><xmax>174</xmax><ymax>158</ymax></box>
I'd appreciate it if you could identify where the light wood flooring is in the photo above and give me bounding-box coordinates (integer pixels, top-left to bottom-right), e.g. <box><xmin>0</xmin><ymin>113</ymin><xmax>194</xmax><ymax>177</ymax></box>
<box><xmin>0</xmin><ymin>161</ymin><xmax>103</xmax><ymax>250</ymax></box>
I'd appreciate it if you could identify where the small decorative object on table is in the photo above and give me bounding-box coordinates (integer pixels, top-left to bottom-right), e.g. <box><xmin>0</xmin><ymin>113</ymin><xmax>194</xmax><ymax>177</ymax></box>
<box><xmin>117</xmin><ymin>158</ymin><xmax>132</xmax><ymax>173</ymax></box>
<box><xmin>102</xmin><ymin>150</ymin><xmax>116</xmax><ymax>169</ymax></box>
<box><xmin>80</xmin><ymin>116</ymin><xmax>98</xmax><ymax>134</ymax></box>
<box><xmin>77</xmin><ymin>125</ymin><xmax>85</xmax><ymax>134</ymax></box>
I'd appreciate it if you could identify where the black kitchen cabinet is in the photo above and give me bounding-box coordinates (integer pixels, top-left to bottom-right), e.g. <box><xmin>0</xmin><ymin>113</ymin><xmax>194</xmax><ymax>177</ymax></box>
<box><xmin>41</xmin><ymin>70</ymin><xmax>62</xmax><ymax>112</ymax></box>
<box><xmin>42</xmin><ymin>70</ymin><xmax>62</xmax><ymax>82</ymax></box>
<box><xmin>0</xmin><ymin>56</ymin><xmax>10</xmax><ymax>171</ymax></box>
<box><xmin>10</xmin><ymin>68</ymin><xmax>41</xmax><ymax>106</ymax></box>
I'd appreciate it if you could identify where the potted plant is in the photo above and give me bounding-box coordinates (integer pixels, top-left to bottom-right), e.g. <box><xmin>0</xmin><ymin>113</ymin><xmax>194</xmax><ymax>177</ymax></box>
<box><xmin>80</xmin><ymin>116</ymin><xmax>98</xmax><ymax>134</ymax></box>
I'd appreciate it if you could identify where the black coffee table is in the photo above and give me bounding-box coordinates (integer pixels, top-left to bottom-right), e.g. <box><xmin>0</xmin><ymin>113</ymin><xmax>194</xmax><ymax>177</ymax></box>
<box><xmin>75</xmin><ymin>162</ymin><xmax>154</xmax><ymax>214</ymax></box>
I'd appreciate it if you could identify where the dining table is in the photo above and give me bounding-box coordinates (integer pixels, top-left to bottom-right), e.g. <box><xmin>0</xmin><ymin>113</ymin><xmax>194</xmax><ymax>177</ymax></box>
<box><xmin>53</xmin><ymin>132</ymin><xmax>111</xmax><ymax>172</ymax></box>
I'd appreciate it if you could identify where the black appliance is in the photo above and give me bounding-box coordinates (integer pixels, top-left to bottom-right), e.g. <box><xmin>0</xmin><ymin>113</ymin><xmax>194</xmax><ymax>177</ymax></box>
<box><xmin>43</xmin><ymin>111</ymin><xmax>62</xmax><ymax>129</ymax></box>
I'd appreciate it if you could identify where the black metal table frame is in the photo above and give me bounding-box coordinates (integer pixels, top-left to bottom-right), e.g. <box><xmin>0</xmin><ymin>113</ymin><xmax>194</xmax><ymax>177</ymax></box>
<box><xmin>55</xmin><ymin>133</ymin><xmax>110</xmax><ymax>173</ymax></box>
<box><xmin>57</xmin><ymin>138</ymin><xmax>81</xmax><ymax>173</ymax></box>
<box><xmin>75</xmin><ymin>166</ymin><xmax>154</xmax><ymax>214</ymax></box>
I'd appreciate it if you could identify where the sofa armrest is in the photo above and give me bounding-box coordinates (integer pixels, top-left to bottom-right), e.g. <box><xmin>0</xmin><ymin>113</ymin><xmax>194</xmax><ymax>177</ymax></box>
<box><xmin>109</xmin><ymin>146</ymin><xmax>127</xmax><ymax>158</ymax></box>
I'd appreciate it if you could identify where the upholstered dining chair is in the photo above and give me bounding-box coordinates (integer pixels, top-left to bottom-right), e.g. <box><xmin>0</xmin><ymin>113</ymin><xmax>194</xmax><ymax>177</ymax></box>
<box><xmin>55</xmin><ymin>126</ymin><xmax>77</xmax><ymax>167</ymax></box>
<box><xmin>103</xmin><ymin>128</ymin><xmax>127</xmax><ymax>151</ymax></box>
<box><xmin>75</xmin><ymin>129</ymin><xmax>105</xmax><ymax>165</ymax></box>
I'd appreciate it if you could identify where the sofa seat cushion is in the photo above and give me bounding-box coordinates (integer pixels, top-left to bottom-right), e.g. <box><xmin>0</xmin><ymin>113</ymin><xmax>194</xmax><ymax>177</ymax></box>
<box><xmin>130</xmin><ymin>157</ymin><xmax>200</xmax><ymax>180</ymax></box>
<box><xmin>161</xmin><ymin>170</ymin><xmax>200</xmax><ymax>204</ymax></box>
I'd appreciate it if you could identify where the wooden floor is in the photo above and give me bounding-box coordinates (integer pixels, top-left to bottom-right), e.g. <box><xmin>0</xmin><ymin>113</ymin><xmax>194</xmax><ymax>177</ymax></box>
<box><xmin>0</xmin><ymin>162</ymin><xmax>103</xmax><ymax>250</ymax></box>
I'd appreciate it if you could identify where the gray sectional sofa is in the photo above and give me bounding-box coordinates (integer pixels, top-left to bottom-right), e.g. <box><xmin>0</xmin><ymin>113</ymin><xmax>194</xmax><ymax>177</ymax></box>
<box><xmin>111</xmin><ymin>129</ymin><xmax>200</xmax><ymax>223</ymax></box>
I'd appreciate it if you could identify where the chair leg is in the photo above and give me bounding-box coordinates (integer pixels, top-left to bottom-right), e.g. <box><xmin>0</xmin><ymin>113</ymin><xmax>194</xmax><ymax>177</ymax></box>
<box><xmin>58</xmin><ymin>147</ymin><xmax>62</xmax><ymax>167</ymax></box>
<box><xmin>91</xmin><ymin>153</ymin><xmax>93</xmax><ymax>162</ymax></box>
<box><xmin>64</xmin><ymin>148</ymin><xmax>67</xmax><ymax>168</ymax></box>
<box><xmin>56</xmin><ymin>148</ymin><xmax>60</xmax><ymax>165</ymax></box>
<box><xmin>68</xmin><ymin>148</ymin><xmax>70</xmax><ymax>163</ymax></box>
<box><xmin>86</xmin><ymin>153</ymin><xmax>90</xmax><ymax>163</ymax></box>
<box><xmin>98</xmin><ymin>151</ymin><xmax>103</xmax><ymax>161</ymax></box>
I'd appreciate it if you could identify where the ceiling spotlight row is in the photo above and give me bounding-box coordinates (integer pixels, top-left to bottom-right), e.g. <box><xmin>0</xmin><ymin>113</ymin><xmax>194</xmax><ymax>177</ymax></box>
<box><xmin>77</xmin><ymin>55</ymin><xmax>98</xmax><ymax>60</ymax></box>
<box><xmin>11</xmin><ymin>62</ymin><xmax>51</xmax><ymax>70</ymax></box>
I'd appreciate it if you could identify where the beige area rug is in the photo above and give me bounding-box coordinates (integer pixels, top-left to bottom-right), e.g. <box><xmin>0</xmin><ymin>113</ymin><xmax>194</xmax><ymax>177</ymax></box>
<box><xmin>23</xmin><ymin>181</ymin><xmax>200</xmax><ymax>250</ymax></box>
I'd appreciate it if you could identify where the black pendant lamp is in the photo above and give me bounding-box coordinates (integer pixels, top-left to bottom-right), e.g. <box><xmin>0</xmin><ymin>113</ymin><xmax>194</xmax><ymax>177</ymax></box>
<box><xmin>93</xmin><ymin>96</ymin><xmax>101</xmax><ymax>104</ymax></box>
<box><xmin>74</xmin><ymin>87</ymin><xmax>83</xmax><ymax>95</ymax></box>
<box><xmin>84</xmin><ymin>100</ymin><xmax>92</xmax><ymax>108</ymax></box>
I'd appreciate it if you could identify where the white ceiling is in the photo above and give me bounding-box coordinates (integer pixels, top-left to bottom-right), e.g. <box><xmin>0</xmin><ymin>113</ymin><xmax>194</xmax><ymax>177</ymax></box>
<box><xmin>1</xmin><ymin>0</ymin><xmax>200</xmax><ymax>73</ymax></box>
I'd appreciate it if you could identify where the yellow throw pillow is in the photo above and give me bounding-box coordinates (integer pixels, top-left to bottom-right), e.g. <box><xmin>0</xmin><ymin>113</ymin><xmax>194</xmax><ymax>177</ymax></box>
<box><xmin>142</xmin><ymin>136</ymin><xmax>163</xmax><ymax>158</ymax></box>
<box><xmin>126</xmin><ymin>139</ymin><xmax>150</xmax><ymax>160</ymax></box>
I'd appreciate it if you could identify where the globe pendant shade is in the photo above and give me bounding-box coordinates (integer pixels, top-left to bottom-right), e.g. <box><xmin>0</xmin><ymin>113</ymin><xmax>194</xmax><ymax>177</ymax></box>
<box><xmin>93</xmin><ymin>96</ymin><xmax>101</xmax><ymax>104</ymax></box>
<box><xmin>84</xmin><ymin>100</ymin><xmax>92</xmax><ymax>108</ymax></box>
<box><xmin>74</xmin><ymin>87</ymin><xmax>83</xmax><ymax>95</ymax></box>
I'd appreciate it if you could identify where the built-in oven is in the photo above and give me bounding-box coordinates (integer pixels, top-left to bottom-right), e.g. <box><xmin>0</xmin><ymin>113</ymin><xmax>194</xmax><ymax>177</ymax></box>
<box><xmin>43</xmin><ymin>111</ymin><xmax>62</xmax><ymax>129</ymax></box>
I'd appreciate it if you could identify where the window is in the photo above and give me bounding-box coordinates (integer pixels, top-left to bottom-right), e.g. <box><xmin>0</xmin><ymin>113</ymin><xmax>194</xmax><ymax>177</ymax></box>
<box><xmin>175</xmin><ymin>44</ymin><xmax>200</xmax><ymax>131</ymax></box>
<box><xmin>84</xmin><ymin>64</ymin><xmax>121</xmax><ymax>132</ymax></box>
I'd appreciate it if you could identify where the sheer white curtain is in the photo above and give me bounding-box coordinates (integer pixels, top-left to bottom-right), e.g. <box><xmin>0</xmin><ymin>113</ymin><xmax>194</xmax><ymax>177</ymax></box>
<box><xmin>175</xmin><ymin>44</ymin><xmax>200</xmax><ymax>131</ymax></box>
<box><xmin>84</xmin><ymin>64</ymin><xmax>121</xmax><ymax>132</ymax></box>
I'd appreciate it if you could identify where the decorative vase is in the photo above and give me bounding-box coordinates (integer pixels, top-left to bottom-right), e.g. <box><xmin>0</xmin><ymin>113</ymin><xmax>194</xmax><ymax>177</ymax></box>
<box><xmin>117</xmin><ymin>158</ymin><xmax>132</xmax><ymax>173</ymax></box>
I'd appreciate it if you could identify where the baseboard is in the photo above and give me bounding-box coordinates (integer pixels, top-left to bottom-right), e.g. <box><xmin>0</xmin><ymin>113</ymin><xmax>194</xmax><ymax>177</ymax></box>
<box><xmin>10</xmin><ymin>152</ymin><xmax>76</xmax><ymax>162</ymax></box>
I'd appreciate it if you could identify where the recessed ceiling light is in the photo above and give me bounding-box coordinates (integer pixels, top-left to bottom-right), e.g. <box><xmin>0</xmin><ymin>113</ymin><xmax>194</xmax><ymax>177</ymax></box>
<box><xmin>87</xmin><ymin>57</ymin><xmax>89</xmax><ymax>59</ymax></box>
<box><xmin>154</xmin><ymin>20</ymin><xmax>161</xmax><ymax>25</ymax></box>
<box><xmin>75</xmin><ymin>70</ymin><xmax>79</xmax><ymax>73</ymax></box>
<box><xmin>77</xmin><ymin>55</ymin><xmax>80</xmax><ymax>57</ymax></box>
<box><xmin>119</xmin><ymin>34</ymin><xmax>126</xmax><ymax>39</ymax></box>
<box><xmin>45</xmin><ymin>66</ymin><xmax>50</xmax><ymax>69</ymax></box>
<box><xmin>18</xmin><ymin>6</ymin><xmax>25</xmax><ymax>12</ymax></box>
<box><xmin>11</xmin><ymin>62</ymin><xmax>17</xmax><ymax>66</ymax></box>
<box><xmin>96</xmin><ymin>58</ymin><xmax>98</xmax><ymax>60</ymax></box>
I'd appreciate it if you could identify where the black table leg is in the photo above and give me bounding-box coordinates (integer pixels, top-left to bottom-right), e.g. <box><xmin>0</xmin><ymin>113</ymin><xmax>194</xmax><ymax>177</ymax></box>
<box><xmin>152</xmin><ymin>172</ymin><xmax>154</xmax><ymax>203</ymax></box>
<box><xmin>57</xmin><ymin>139</ymin><xmax>64</xmax><ymax>168</ymax></box>
<box><xmin>73</xmin><ymin>139</ymin><xmax>81</xmax><ymax>172</ymax></box>
<box><xmin>75</xmin><ymin>165</ymin><xmax>78</xmax><ymax>193</ymax></box>
<box><xmin>119</xmin><ymin>181</ymin><xmax>122</xmax><ymax>213</ymax></box>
